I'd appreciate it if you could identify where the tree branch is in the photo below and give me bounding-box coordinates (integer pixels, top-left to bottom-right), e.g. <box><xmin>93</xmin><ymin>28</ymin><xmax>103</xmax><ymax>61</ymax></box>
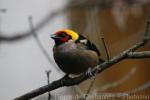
<box><xmin>14</xmin><ymin>9</ymin><xmax>150</xmax><ymax>100</ymax></box>
<box><xmin>127</xmin><ymin>51</ymin><xmax>150</xmax><ymax>58</ymax></box>
<box><xmin>1</xmin><ymin>1</ymin><xmax>150</xmax><ymax>43</ymax></box>
<box><xmin>97</xmin><ymin>67</ymin><xmax>137</xmax><ymax>91</ymax></box>
<box><xmin>28</xmin><ymin>16</ymin><xmax>60</xmax><ymax>71</ymax></box>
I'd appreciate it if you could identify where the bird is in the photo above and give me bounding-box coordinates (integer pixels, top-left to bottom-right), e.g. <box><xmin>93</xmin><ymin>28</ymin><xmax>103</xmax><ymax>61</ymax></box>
<box><xmin>51</xmin><ymin>29</ymin><xmax>104</xmax><ymax>75</ymax></box>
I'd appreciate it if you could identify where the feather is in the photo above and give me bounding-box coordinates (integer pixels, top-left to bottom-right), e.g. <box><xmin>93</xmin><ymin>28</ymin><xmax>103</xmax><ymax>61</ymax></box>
<box><xmin>53</xmin><ymin>41</ymin><xmax>99</xmax><ymax>74</ymax></box>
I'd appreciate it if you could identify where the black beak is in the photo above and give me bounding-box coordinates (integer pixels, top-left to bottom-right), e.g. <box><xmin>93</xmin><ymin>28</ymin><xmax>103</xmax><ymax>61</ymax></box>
<box><xmin>50</xmin><ymin>34</ymin><xmax>60</xmax><ymax>39</ymax></box>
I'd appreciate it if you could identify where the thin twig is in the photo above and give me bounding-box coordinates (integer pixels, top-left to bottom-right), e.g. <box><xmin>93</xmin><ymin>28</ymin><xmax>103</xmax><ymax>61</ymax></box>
<box><xmin>87</xmin><ymin>67</ymin><xmax>136</xmax><ymax>99</ymax></box>
<box><xmin>79</xmin><ymin>77</ymin><xmax>96</xmax><ymax>100</ymax></box>
<box><xmin>28</xmin><ymin>16</ymin><xmax>60</xmax><ymax>71</ymax></box>
<box><xmin>14</xmin><ymin>49</ymin><xmax>150</xmax><ymax>100</ymax></box>
<box><xmin>73</xmin><ymin>78</ymin><xmax>97</xmax><ymax>100</ymax></box>
<box><xmin>97</xmin><ymin>67</ymin><xmax>137</xmax><ymax>91</ymax></box>
<box><xmin>0</xmin><ymin>2</ymin><xmax>109</xmax><ymax>42</ymax></box>
<box><xmin>1</xmin><ymin>1</ymin><xmax>150</xmax><ymax>42</ymax></box>
<box><xmin>45</xmin><ymin>70</ymin><xmax>52</xmax><ymax>100</ymax></box>
<box><xmin>101</xmin><ymin>36</ymin><xmax>110</xmax><ymax>60</ymax></box>
<box><xmin>14</xmin><ymin>14</ymin><xmax>150</xmax><ymax>100</ymax></box>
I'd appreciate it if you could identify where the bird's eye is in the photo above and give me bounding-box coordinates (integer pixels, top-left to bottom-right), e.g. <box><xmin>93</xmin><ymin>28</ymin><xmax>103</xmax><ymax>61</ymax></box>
<box><xmin>60</xmin><ymin>32</ymin><xmax>67</xmax><ymax>37</ymax></box>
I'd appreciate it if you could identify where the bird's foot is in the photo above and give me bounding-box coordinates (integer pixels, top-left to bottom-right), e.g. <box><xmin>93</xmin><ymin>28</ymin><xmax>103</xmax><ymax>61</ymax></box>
<box><xmin>86</xmin><ymin>68</ymin><xmax>95</xmax><ymax>77</ymax></box>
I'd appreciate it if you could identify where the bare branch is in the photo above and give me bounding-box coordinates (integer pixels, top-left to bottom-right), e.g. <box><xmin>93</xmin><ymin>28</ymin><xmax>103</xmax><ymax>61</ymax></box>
<box><xmin>45</xmin><ymin>70</ymin><xmax>52</xmax><ymax>100</ymax></box>
<box><xmin>127</xmin><ymin>51</ymin><xmax>150</xmax><ymax>58</ymax></box>
<box><xmin>0</xmin><ymin>33</ymin><xmax>33</xmax><ymax>42</ymax></box>
<box><xmin>28</xmin><ymin>16</ymin><xmax>60</xmax><ymax>72</ymax></box>
<box><xmin>0</xmin><ymin>7</ymin><xmax>66</xmax><ymax>42</ymax></box>
<box><xmin>97</xmin><ymin>67</ymin><xmax>136</xmax><ymax>91</ymax></box>
<box><xmin>14</xmin><ymin>13</ymin><xmax>150</xmax><ymax>100</ymax></box>
<box><xmin>85</xmin><ymin>67</ymin><xmax>136</xmax><ymax>99</ymax></box>
<box><xmin>1</xmin><ymin>1</ymin><xmax>150</xmax><ymax>43</ymax></box>
<box><xmin>82</xmin><ymin>76</ymin><xmax>96</xmax><ymax>100</ymax></box>
<box><xmin>0</xmin><ymin>2</ymin><xmax>104</xmax><ymax>43</ymax></box>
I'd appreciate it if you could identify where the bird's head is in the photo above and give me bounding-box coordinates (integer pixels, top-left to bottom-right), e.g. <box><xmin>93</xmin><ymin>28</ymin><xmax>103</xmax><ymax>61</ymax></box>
<box><xmin>51</xmin><ymin>29</ymin><xmax>79</xmax><ymax>46</ymax></box>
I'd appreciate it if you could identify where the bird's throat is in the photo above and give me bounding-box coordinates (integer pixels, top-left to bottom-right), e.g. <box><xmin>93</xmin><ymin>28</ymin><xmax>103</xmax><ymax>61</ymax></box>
<box><xmin>54</xmin><ymin>40</ymin><xmax>63</xmax><ymax>46</ymax></box>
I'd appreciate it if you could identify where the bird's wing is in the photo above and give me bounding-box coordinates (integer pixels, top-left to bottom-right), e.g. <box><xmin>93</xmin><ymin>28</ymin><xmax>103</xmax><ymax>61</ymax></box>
<box><xmin>76</xmin><ymin>34</ymin><xmax>100</xmax><ymax>56</ymax></box>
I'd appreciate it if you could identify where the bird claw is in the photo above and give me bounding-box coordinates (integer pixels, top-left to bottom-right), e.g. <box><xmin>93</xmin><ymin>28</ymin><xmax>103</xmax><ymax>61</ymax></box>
<box><xmin>86</xmin><ymin>68</ymin><xmax>95</xmax><ymax>77</ymax></box>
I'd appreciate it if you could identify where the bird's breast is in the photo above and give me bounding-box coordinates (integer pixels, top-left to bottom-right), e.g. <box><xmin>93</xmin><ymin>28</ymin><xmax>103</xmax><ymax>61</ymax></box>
<box><xmin>53</xmin><ymin>42</ymin><xmax>99</xmax><ymax>74</ymax></box>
